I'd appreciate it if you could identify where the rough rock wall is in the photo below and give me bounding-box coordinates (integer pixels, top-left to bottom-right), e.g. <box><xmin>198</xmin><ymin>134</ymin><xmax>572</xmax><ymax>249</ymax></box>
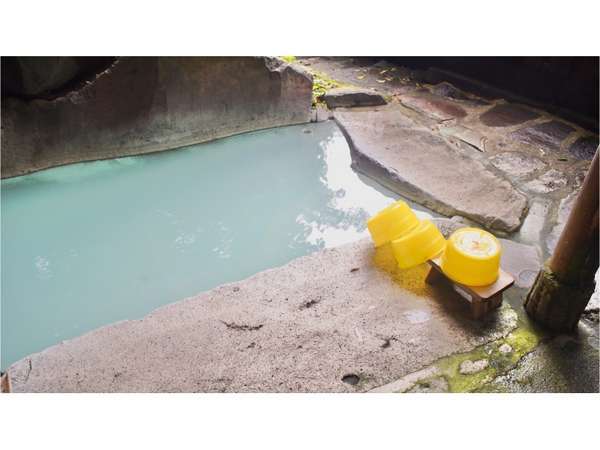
<box><xmin>1</xmin><ymin>57</ymin><xmax>313</xmax><ymax>178</ymax></box>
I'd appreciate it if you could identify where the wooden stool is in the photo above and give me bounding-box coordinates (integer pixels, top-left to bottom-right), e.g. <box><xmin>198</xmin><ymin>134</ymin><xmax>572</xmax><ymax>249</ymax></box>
<box><xmin>425</xmin><ymin>257</ymin><xmax>515</xmax><ymax>319</ymax></box>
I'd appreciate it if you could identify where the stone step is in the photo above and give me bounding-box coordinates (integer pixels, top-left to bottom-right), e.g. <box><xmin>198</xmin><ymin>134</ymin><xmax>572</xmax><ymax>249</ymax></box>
<box><xmin>334</xmin><ymin>105</ymin><xmax>528</xmax><ymax>233</ymax></box>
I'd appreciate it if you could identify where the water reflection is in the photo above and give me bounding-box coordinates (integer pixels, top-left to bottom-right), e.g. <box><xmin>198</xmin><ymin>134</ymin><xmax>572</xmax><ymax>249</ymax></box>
<box><xmin>1</xmin><ymin>121</ymin><xmax>432</xmax><ymax>370</ymax></box>
<box><xmin>293</xmin><ymin>126</ymin><xmax>422</xmax><ymax>249</ymax></box>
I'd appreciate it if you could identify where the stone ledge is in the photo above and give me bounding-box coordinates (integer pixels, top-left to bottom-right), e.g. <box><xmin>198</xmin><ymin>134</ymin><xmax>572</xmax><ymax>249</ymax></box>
<box><xmin>8</xmin><ymin>238</ymin><xmax>518</xmax><ymax>393</ymax></box>
<box><xmin>334</xmin><ymin>105</ymin><xmax>528</xmax><ymax>233</ymax></box>
<box><xmin>1</xmin><ymin>57</ymin><xmax>313</xmax><ymax>179</ymax></box>
<box><xmin>322</xmin><ymin>87</ymin><xmax>387</xmax><ymax>108</ymax></box>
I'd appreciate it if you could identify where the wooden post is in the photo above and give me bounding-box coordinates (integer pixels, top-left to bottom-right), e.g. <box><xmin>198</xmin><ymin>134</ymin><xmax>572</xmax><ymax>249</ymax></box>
<box><xmin>524</xmin><ymin>149</ymin><xmax>599</xmax><ymax>332</ymax></box>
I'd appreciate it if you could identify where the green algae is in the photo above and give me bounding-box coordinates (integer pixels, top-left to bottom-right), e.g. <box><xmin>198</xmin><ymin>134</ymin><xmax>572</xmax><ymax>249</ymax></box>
<box><xmin>384</xmin><ymin>315</ymin><xmax>546</xmax><ymax>393</ymax></box>
<box><xmin>311</xmin><ymin>70</ymin><xmax>342</xmax><ymax>106</ymax></box>
<box><xmin>433</xmin><ymin>322</ymin><xmax>544</xmax><ymax>393</ymax></box>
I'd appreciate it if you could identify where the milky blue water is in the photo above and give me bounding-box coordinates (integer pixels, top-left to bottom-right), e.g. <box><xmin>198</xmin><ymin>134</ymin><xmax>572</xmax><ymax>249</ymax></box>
<box><xmin>1</xmin><ymin>121</ymin><xmax>432</xmax><ymax>369</ymax></box>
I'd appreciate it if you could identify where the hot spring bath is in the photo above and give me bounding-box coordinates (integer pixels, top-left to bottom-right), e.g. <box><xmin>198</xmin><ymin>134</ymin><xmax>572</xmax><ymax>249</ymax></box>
<box><xmin>1</xmin><ymin>121</ymin><xmax>431</xmax><ymax>370</ymax></box>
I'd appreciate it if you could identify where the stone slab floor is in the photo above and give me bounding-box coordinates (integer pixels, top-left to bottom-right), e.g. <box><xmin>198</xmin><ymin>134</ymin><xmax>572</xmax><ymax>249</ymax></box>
<box><xmin>6</xmin><ymin>57</ymin><xmax>599</xmax><ymax>392</ymax></box>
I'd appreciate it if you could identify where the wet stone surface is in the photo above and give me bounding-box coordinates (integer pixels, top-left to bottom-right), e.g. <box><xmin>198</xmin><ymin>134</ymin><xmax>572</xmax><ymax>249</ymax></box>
<box><xmin>569</xmin><ymin>136</ymin><xmax>599</xmax><ymax>160</ymax></box>
<box><xmin>482</xmin><ymin>325</ymin><xmax>599</xmax><ymax>393</ymax></box>
<box><xmin>546</xmin><ymin>191</ymin><xmax>578</xmax><ymax>254</ymax></box>
<box><xmin>523</xmin><ymin>168</ymin><xmax>568</xmax><ymax>194</ymax></box>
<box><xmin>510</xmin><ymin>120</ymin><xmax>575</xmax><ymax>151</ymax></box>
<box><xmin>479</xmin><ymin>104</ymin><xmax>540</xmax><ymax>127</ymax></box>
<box><xmin>518</xmin><ymin>200</ymin><xmax>550</xmax><ymax>246</ymax></box>
<box><xmin>489</xmin><ymin>152</ymin><xmax>547</xmax><ymax>178</ymax></box>
<box><xmin>399</xmin><ymin>93</ymin><xmax>468</xmax><ymax>121</ymax></box>
<box><xmin>334</xmin><ymin>106</ymin><xmax>528</xmax><ymax>232</ymax></box>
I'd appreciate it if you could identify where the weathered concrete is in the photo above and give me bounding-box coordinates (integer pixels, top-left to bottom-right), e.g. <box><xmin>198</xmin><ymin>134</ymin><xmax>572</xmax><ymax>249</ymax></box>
<box><xmin>334</xmin><ymin>105</ymin><xmax>528</xmax><ymax>232</ymax></box>
<box><xmin>8</xmin><ymin>238</ymin><xmax>519</xmax><ymax>393</ymax></box>
<box><xmin>321</xmin><ymin>87</ymin><xmax>386</xmax><ymax>108</ymax></box>
<box><xmin>1</xmin><ymin>57</ymin><xmax>313</xmax><ymax>178</ymax></box>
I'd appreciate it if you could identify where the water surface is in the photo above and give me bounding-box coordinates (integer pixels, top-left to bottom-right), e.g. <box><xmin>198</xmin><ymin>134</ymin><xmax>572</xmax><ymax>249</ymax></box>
<box><xmin>1</xmin><ymin>121</ymin><xmax>431</xmax><ymax>369</ymax></box>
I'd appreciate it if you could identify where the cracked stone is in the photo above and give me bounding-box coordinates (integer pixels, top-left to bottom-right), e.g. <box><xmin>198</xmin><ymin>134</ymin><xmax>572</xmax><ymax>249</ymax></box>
<box><xmin>399</xmin><ymin>93</ymin><xmax>467</xmax><ymax>121</ymax></box>
<box><xmin>439</xmin><ymin>125</ymin><xmax>487</xmax><ymax>152</ymax></box>
<box><xmin>569</xmin><ymin>136</ymin><xmax>599</xmax><ymax>160</ymax></box>
<box><xmin>489</xmin><ymin>152</ymin><xmax>547</xmax><ymax>178</ymax></box>
<box><xmin>321</xmin><ymin>87</ymin><xmax>386</xmax><ymax>108</ymax></box>
<box><xmin>480</xmin><ymin>104</ymin><xmax>540</xmax><ymax>127</ymax></box>
<box><xmin>523</xmin><ymin>169</ymin><xmax>568</xmax><ymax>194</ymax></box>
<box><xmin>511</xmin><ymin>120</ymin><xmax>576</xmax><ymax>151</ymax></box>
<box><xmin>459</xmin><ymin>359</ymin><xmax>489</xmax><ymax>375</ymax></box>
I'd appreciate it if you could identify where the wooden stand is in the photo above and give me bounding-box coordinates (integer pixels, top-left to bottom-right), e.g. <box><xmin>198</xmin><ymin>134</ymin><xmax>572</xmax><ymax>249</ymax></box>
<box><xmin>1</xmin><ymin>372</ymin><xmax>10</xmax><ymax>393</ymax></box>
<box><xmin>426</xmin><ymin>257</ymin><xmax>515</xmax><ymax>319</ymax></box>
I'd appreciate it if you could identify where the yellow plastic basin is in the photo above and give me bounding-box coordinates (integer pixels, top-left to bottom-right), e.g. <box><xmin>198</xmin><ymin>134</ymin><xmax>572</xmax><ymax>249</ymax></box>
<box><xmin>391</xmin><ymin>219</ymin><xmax>446</xmax><ymax>269</ymax></box>
<box><xmin>441</xmin><ymin>227</ymin><xmax>501</xmax><ymax>286</ymax></box>
<box><xmin>367</xmin><ymin>200</ymin><xmax>419</xmax><ymax>247</ymax></box>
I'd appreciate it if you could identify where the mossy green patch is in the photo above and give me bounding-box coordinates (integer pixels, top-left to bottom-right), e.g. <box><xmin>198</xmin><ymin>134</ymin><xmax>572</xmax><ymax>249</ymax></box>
<box><xmin>279</xmin><ymin>55</ymin><xmax>297</xmax><ymax>63</ymax></box>
<box><xmin>303</xmin><ymin>68</ymin><xmax>357</xmax><ymax>107</ymax></box>
<box><xmin>422</xmin><ymin>320</ymin><xmax>544</xmax><ymax>393</ymax></box>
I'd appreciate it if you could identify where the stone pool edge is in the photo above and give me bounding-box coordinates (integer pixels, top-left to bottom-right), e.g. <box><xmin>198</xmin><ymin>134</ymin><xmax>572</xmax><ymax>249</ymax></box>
<box><xmin>7</xmin><ymin>237</ymin><xmax>522</xmax><ymax>393</ymax></box>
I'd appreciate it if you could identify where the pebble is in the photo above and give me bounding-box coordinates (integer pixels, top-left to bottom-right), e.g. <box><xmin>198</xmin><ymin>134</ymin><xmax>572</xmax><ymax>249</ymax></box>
<box><xmin>459</xmin><ymin>359</ymin><xmax>489</xmax><ymax>375</ymax></box>
<box><xmin>499</xmin><ymin>343</ymin><xmax>513</xmax><ymax>354</ymax></box>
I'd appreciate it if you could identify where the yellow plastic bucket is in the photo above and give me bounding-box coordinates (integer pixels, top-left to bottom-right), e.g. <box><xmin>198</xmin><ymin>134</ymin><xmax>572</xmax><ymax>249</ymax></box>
<box><xmin>441</xmin><ymin>227</ymin><xmax>501</xmax><ymax>286</ymax></box>
<box><xmin>391</xmin><ymin>219</ymin><xmax>446</xmax><ymax>269</ymax></box>
<box><xmin>367</xmin><ymin>200</ymin><xmax>419</xmax><ymax>247</ymax></box>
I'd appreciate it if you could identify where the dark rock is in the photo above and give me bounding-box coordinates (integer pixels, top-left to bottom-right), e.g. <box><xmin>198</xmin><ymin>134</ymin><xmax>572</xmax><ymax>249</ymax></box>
<box><xmin>400</xmin><ymin>93</ymin><xmax>467</xmax><ymax>121</ymax></box>
<box><xmin>2</xmin><ymin>57</ymin><xmax>115</xmax><ymax>98</ymax></box>
<box><xmin>511</xmin><ymin>120</ymin><xmax>576</xmax><ymax>151</ymax></box>
<box><xmin>321</xmin><ymin>87</ymin><xmax>386</xmax><ymax>108</ymax></box>
<box><xmin>1</xmin><ymin>57</ymin><xmax>313</xmax><ymax>178</ymax></box>
<box><xmin>480</xmin><ymin>104</ymin><xmax>540</xmax><ymax>127</ymax></box>
<box><xmin>569</xmin><ymin>136</ymin><xmax>599</xmax><ymax>160</ymax></box>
